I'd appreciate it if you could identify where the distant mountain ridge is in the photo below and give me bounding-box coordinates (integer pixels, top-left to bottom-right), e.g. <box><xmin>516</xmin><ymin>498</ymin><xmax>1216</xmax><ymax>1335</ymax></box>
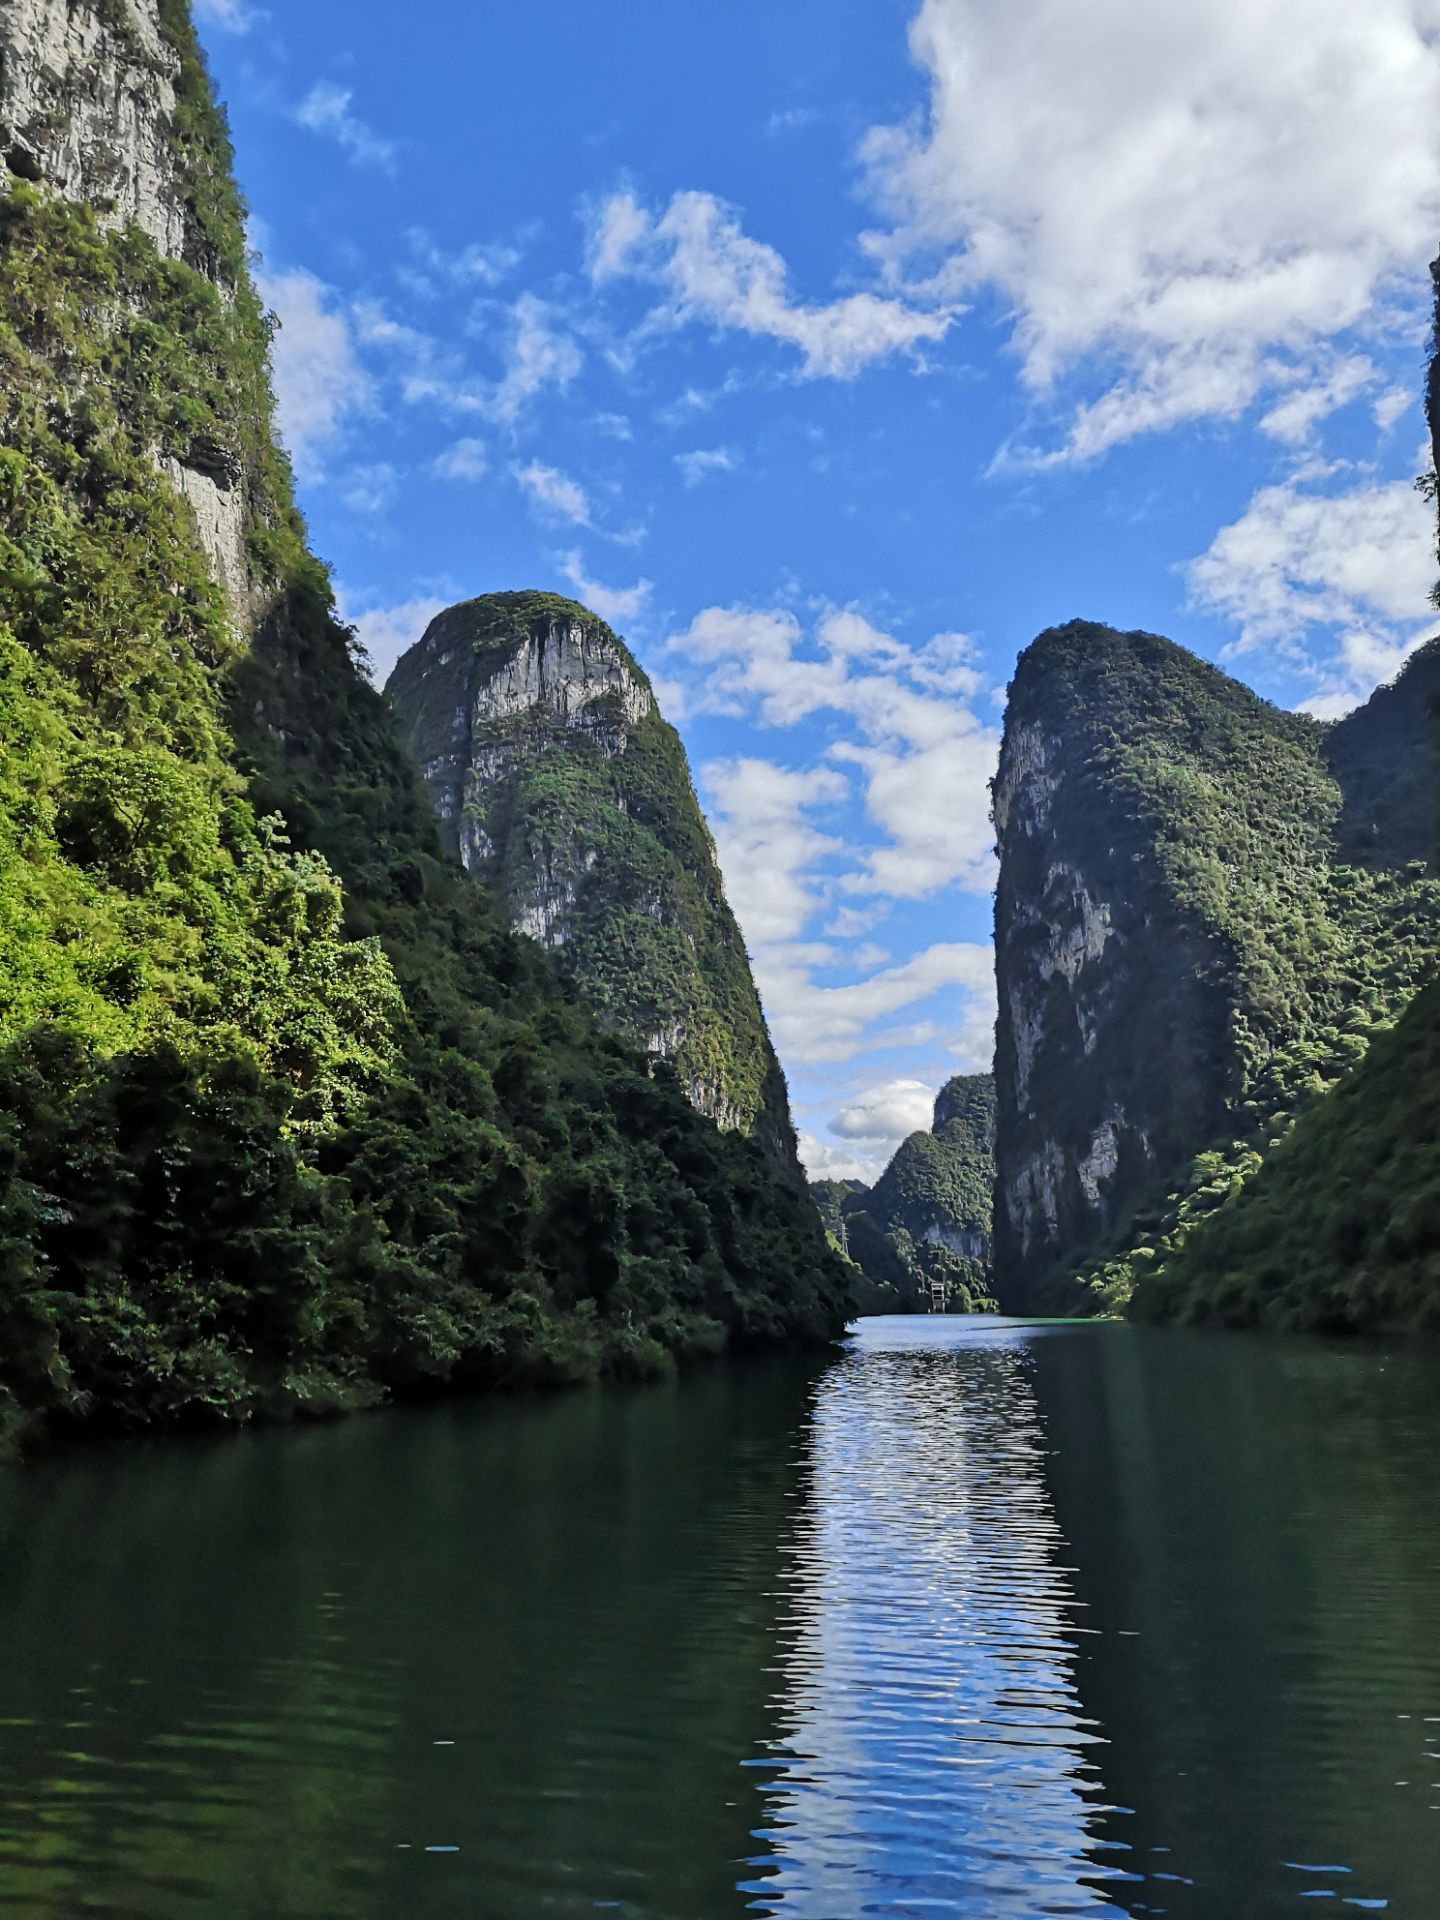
<box><xmin>814</xmin><ymin>1075</ymin><xmax>997</xmax><ymax>1311</ymax></box>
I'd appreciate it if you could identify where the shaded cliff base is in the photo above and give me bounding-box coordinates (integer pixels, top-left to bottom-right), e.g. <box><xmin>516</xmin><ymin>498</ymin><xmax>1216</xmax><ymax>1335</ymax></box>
<box><xmin>1131</xmin><ymin>976</ymin><xmax>1440</xmax><ymax>1332</ymax></box>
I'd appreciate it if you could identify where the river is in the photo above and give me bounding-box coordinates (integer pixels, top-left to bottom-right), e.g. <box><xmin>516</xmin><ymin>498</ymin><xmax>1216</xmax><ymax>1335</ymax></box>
<box><xmin>0</xmin><ymin>1317</ymin><xmax>1437</xmax><ymax>1917</ymax></box>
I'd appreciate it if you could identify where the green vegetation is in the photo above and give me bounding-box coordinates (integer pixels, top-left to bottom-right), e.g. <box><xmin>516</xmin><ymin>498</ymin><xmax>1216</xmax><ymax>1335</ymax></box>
<box><xmin>1131</xmin><ymin>975</ymin><xmax>1440</xmax><ymax>1330</ymax></box>
<box><xmin>994</xmin><ymin>622</ymin><xmax>1440</xmax><ymax>1317</ymax></box>
<box><xmin>812</xmin><ymin>1076</ymin><xmax>997</xmax><ymax>1313</ymax></box>
<box><xmin>1127</xmin><ymin>286</ymin><xmax>1440</xmax><ymax>1333</ymax></box>
<box><xmin>386</xmin><ymin>592</ymin><xmax>799</xmax><ymax>1165</ymax></box>
<box><xmin>0</xmin><ymin>11</ymin><xmax>847</xmax><ymax>1450</ymax></box>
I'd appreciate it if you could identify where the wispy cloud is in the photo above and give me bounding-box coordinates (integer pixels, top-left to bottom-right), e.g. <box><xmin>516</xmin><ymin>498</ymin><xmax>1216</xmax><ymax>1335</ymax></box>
<box><xmin>295</xmin><ymin>82</ymin><xmax>397</xmax><ymax>172</ymax></box>
<box><xmin>487</xmin><ymin>294</ymin><xmax>584</xmax><ymax>424</ymax></box>
<box><xmin>675</xmin><ymin>446</ymin><xmax>739</xmax><ymax>487</ymax></box>
<box><xmin>194</xmin><ymin>0</ymin><xmax>260</xmax><ymax>31</ymax></box>
<box><xmin>589</xmin><ymin>189</ymin><xmax>951</xmax><ymax>378</ymax></box>
<box><xmin>517</xmin><ymin>461</ymin><xmax>593</xmax><ymax>527</ymax></box>
<box><xmin>255</xmin><ymin>266</ymin><xmax>375</xmax><ymax>481</ymax></box>
<box><xmin>556</xmin><ymin>551</ymin><xmax>652</xmax><ymax>624</ymax></box>
<box><xmin>432</xmin><ymin>437</ymin><xmax>489</xmax><ymax>482</ymax></box>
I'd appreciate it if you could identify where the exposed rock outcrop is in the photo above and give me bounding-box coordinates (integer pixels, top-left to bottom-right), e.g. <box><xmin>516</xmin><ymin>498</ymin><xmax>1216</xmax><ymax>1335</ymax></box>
<box><xmin>386</xmin><ymin>591</ymin><xmax>803</xmax><ymax>1167</ymax></box>
<box><xmin>992</xmin><ymin>621</ymin><xmax>1440</xmax><ymax>1315</ymax></box>
<box><xmin>1</xmin><ymin>0</ymin><xmax>253</xmax><ymax>621</ymax></box>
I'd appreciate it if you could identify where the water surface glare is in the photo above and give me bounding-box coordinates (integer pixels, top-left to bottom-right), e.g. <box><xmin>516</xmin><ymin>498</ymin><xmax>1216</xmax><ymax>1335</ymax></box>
<box><xmin>1</xmin><ymin>1317</ymin><xmax>1438</xmax><ymax>1916</ymax></box>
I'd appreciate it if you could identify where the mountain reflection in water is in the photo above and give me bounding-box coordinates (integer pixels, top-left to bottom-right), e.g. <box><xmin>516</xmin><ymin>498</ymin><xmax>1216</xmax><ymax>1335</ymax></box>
<box><xmin>1</xmin><ymin>1317</ymin><xmax>1438</xmax><ymax>1918</ymax></box>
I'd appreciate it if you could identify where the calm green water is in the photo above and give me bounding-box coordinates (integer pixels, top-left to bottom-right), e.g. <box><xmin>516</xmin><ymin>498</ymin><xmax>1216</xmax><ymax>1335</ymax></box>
<box><xmin>1</xmin><ymin>1317</ymin><xmax>1438</xmax><ymax>1918</ymax></box>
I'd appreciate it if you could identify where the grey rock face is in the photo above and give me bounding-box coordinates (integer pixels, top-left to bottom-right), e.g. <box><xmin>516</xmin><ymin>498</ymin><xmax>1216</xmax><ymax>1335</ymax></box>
<box><xmin>387</xmin><ymin>593</ymin><xmax>804</xmax><ymax>1167</ymax></box>
<box><xmin>0</xmin><ymin>0</ymin><xmax>189</xmax><ymax>258</ymax></box>
<box><xmin>1</xmin><ymin>0</ymin><xmax>252</xmax><ymax>618</ymax></box>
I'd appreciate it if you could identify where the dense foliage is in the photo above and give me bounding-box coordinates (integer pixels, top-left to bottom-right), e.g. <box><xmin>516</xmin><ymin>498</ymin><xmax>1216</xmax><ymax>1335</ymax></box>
<box><xmin>994</xmin><ymin>622</ymin><xmax>1440</xmax><ymax>1317</ymax></box>
<box><xmin>0</xmin><ymin>7</ymin><xmax>848</xmax><ymax>1448</ymax></box>
<box><xmin>1130</xmin><ymin>976</ymin><xmax>1440</xmax><ymax>1330</ymax></box>
<box><xmin>1129</xmin><ymin>285</ymin><xmax>1440</xmax><ymax>1332</ymax></box>
<box><xmin>814</xmin><ymin>1077</ymin><xmax>997</xmax><ymax>1313</ymax></box>
<box><xmin>386</xmin><ymin>592</ymin><xmax>797</xmax><ymax>1163</ymax></box>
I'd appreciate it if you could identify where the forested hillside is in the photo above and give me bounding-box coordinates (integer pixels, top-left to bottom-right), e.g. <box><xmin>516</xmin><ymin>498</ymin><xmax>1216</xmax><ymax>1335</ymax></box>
<box><xmin>815</xmin><ymin>1076</ymin><xmax>997</xmax><ymax>1312</ymax></box>
<box><xmin>0</xmin><ymin>0</ymin><xmax>848</xmax><ymax>1448</ymax></box>
<box><xmin>1127</xmin><ymin>268</ymin><xmax>1440</xmax><ymax>1332</ymax></box>
<box><xmin>992</xmin><ymin>621</ymin><xmax>1440</xmax><ymax>1317</ymax></box>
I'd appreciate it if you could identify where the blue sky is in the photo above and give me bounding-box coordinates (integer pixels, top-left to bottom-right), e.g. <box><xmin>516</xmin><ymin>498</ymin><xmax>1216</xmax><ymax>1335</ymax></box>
<box><xmin>196</xmin><ymin>0</ymin><xmax>1440</xmax><ymax>1179</ymax></box>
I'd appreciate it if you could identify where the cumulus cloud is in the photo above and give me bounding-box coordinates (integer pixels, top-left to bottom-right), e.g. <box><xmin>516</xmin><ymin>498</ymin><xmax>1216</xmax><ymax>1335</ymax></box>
<box><xmin>556</xmin><ymin>551</ymin><xmax>651</xmax><ymax>624</ymax></box>
<box><xmin>1187</xmin><ymin>468</ymin><xmax>1437</xmax><ymax>706</ymax></box>
<box><xmin>669</xmin><ymin>604</ymin><xmax>999</xmax><ymax>898</ymax></box>
<box><xmin>255</xmin><ymin>267</ymin><xmax>374</xmax><ymax>480</ymax></box>
<box><xmin>295</xmin><ymin>82</ymin><xmax>397</xmax><ymax>171</ymax></box>
<box><xmin>863</xmin><ymin>0</ymin><xmax>1440</xmax><ymax>458</ymax></box>
<box><xmin>831</xmin><ymin>1079</ymin><xmax>938</xmax><ymax>1141</ymax></box>
<box><xmin>337</xmin><ymin>592</ymin><xmax>449</xmax><ymax>685</ymax></box>
<box><xmin>759</xmin><ymin>942</ymin><xmax>995</xmax><ymax>1068</ymax></box>
<box><xmin>589</xmin><ymin>189</ymin><xmax>951</xmax><ymax>377</ymax></box>
<box><xmin>702</xmin><ymin>758</ymin><xmax>850</xmax><ymax>943</ymax></box>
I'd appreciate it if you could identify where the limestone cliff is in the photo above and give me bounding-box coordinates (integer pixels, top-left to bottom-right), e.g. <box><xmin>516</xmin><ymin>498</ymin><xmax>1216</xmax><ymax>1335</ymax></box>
<box><xmin>0</xmin><ymin>0</ymin><xmax>847</xmax><ymax>1444</ymax></box>
<box><xmin>816</xmin><ymin>1074</ymin><xmax>997</xmax><ymax>1311</ymax></box>
<box><xmin>385</xmin><ymin>591</ymin><xmax>802</xmax><ymax>1167</ymax></box>
<box><xmin>1</xmin><ymin>0</ymin><xmax>253</xmax><ymax>610</ymax></box>
<box><xmin>992</xmin><ymin>622</ymin><xmax>1440</xmax><ymax>1315</ymax></box>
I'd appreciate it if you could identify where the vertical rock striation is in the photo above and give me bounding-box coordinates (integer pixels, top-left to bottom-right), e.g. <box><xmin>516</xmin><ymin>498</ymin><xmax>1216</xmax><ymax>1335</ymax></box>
<box><xmin>991</xmin><ymin>621</ymin><xmax>1440</xmax><ymax>1315</ymax></box>
<box><xmin>1</xmin><ymin>0</ymin><xmax>253</xmax><ymax>616</ymax></box>
<box><xmin>386</xmin><ymin>591</ymin><xmax>803</xmax><ymax>1169</ymax></box>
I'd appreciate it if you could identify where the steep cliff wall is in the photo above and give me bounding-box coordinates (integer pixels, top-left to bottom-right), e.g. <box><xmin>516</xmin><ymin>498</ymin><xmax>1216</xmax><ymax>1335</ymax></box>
<box><xmin>992</xmin><ymin>622</ymin><xmax>1440</xmax><ymax>1314</ymax></box>
<box><xmin>386</xmin><ymin>592</ymin><xmax>801</xmax><ymax>1167</ymax></box>
<box><xmin>820</xmin><ymin>1074</ymin><xmax>997</xmax><ymax>1311</ymax></box>
<box><xmin>0</xmin><ymin>0</ymin><xmax>847</xmax><ymax>1445</ymax></box>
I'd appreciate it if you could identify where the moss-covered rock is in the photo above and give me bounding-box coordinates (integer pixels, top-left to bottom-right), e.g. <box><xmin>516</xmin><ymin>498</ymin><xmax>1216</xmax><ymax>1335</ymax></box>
<box><xmin>992</xmin><ymin>622</ymin><xmax>1440</xmax><ymax>1317</ymax></box>
<box><xmin>0</xmin><ymin>0</ymin><xmax>849</xmax><ymax>1445</ymax></box>
<box><xmin>386</xmin><ymin>591</ymin><xmax>803</xmax><ymax>1170</ymax></box>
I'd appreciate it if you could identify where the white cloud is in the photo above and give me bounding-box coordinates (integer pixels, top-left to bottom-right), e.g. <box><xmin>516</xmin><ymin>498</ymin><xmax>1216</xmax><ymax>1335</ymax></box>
<box><xmin>590</xmin><ymin>189</ymin><xmax>951</xmax><ymax>377</ymax></box>
<box><xmin>1374</xmin><ymin>387</ymin><xmax>1415</xmax><ymax>432</ymax></box>
<box><xmin>406</xmin><ymin>228</ymin><xmax>522</xmax><ymax>289</ymax></box>
<box><xmin>675</xmin><ymin>446</ymin><xmax>739</xmax><ymax>487</ymax></box>
<box><xmin>295</xmin><ymin>82</ymin><xmax>397</xmax><ymax>172</ymax></box>
<box><xmin>832</xmin><ymin>1078</ymin><xmax>937</xmax><ymax>1140</ymax></box>
<box><xmin>340</xmin><ymin>463</ymin><xmax>399</xmax><ymax>514</ymax></box>
<box><xmin>556</xmin><ymin>551</ymin><xmax>651</xmax><ymax>624</ymax></box>
<box><xmin>702</xmin><ymin>758</ymin><xmax>850</xmax><ymax>943</ymax></box>
<box><xmin>863</xmin><ymin>0</ymin><xmax>1440</xmax><ymax>459</ymax></box>
<box><xmin>1258</xmin><ymin>357</ymin><xmax>1376</xmax><ymax>446</ymax></box>
<box><xmin>337</xmin><ymin>592</ymin><xmax>449</xmax><ymax>685</ymax></box>
<box><xmin>1187</xmin><ymin>468</ymin><xmax>1437</xmax><ymax>704</ymax></box>
<box><xmin>194</xmin><ymin>0</ymin><xmax>259</xmax><ymax>30</ymax></box>
<box><xmin>486</xmin><ymin>294</ymin><xmax>584</xmax><ymax>424</ymax></box>
<box><xmin>668</xmin><ymin>604</ymin><xmax>999</xmax><ymax>898</ymax></box>
<box><xmin>432</xmin><ymin>437</ymin><xmax>489</xmax><ymax>482</ymax></box>
<box><xmin>517</xmin><ymin>461</ymin><xmax>593</xmax><ymax>527</ymax></box>
<box><xmin>256</xmin><ymin>267</ymin><xmax>374</xmax><ymax>480</ymax></box>
<box><xmin>759</xmin><ymin>941</ymin><xmax>995</xmax><ymax>1068</ymax></box>
<box><xmin>796</xmin><ymin>1134</ymin><xmax>886</xmax><ymax>1185</ymax></box>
